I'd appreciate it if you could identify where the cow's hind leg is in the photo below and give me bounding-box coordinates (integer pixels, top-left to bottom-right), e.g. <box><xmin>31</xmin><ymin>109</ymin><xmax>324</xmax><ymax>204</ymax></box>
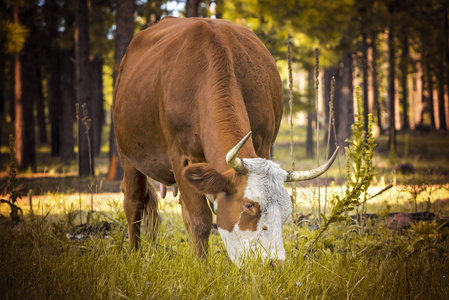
<box><xmin>143</xmin><ymin>181</ymin><xmax>160</xmax><ymax>241</ymax></box>
<box><xmin>121</xmin><ymin>157</ymin><xmax>159</xmax><ymax>250</ymax></box>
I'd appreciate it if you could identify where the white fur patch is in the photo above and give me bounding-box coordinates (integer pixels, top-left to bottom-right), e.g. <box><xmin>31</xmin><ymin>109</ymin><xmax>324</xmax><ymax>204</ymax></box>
<box><xmin>217</xmin><ymin>158</ymin><xmax>292</xmax><ymax>265</ymax></box>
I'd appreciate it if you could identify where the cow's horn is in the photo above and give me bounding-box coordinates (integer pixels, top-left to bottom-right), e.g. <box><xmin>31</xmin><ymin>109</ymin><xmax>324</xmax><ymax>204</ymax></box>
<box><xmin>226</xmin><ymin>131</ymin><xmax>252</xmax><ymax>172</ymax></box>
<box><xmin>285</xmin><ymin>146</ymin><xmax>340</xmax><ymax>182</ymax></box>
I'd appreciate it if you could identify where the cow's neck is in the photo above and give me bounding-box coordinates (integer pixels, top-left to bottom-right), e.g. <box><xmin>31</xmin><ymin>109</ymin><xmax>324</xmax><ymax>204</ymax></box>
<box><xmin>201</xmin><ymin>102</ymin><xmax>257</xmax><ymax>173</ymax></box>
<box><xmin>206</xmin><ymin>132</ymin><xmax>256</xmax><ymax>173</ymax></box>
<box><xmin>200</xmin><ymin>45</ymin><xmax>257</xmax><ymax>173</ymax></box>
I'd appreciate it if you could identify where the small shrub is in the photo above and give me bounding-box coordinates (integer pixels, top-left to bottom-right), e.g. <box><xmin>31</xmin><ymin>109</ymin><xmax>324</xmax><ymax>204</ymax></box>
<box><xmin>0</xmin><ymin>134</ymin><xmax>23</xmax><ymax>224</ymax></box>
<box><xmin>308</xmin><ymin>86</ymin><xmax>376</xmax><ymax>252</ymax></box>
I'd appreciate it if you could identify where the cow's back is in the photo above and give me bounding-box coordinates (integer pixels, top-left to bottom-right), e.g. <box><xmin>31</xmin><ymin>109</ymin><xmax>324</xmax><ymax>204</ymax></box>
<box><xmin>113</xmin><ymin>17</ymin><xmax>283</xmax><ymax>183</ymax></box>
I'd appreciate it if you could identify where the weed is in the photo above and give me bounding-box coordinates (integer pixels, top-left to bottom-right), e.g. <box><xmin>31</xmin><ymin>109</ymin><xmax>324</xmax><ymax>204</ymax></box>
<box><xmin>287</xmin><ymin>35</ymin><xmax>297</xmax><ymax>212</ymax></box>
<box><xmin>307</xmin><ymin>86</ymin><xmax>376</xmax><ymax>252</ymax></box>
<box><xmin>400</xmin><ymin>178</ymin><xmax>426</xmax><ymax>213</ymax></box>
<box><xmin>315</xmin><ymin>48</ymin><xmax>321</xmax><ymax>217</ymax></box>
<box><xmin>401</xmin><ymin>168</ymin><xmax>443</xmax><ymax>213</ymax></box>
<box><xmin>0</xmin><ymin>134</ymin><xmax>23</xmax><ymax>224</ymax></box>
<box><xmin>409</xmin><ymin>220</ymin><xmax>445</xmax><ymax>240</ymax></box>
<box><xmin>1</xmin><ymin>189</ymin><xmax>448</xmax><ymax>299</ymax></box>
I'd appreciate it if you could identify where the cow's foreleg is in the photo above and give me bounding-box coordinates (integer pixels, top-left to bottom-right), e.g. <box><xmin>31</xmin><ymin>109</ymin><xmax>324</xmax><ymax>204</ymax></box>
<box><xmin>179</xmin><ymin>191</ymin><xmax>212</xmax><ymax>257</ymax></box>
<box><xmin>171</xmin><ymin>156</ymin><xmax>212</xmax><ymax>257</ymax></box>
<box><xmin>121</xmin><ymin>157</ymin><xmax>158</xmax><ymax>250</ymax></box>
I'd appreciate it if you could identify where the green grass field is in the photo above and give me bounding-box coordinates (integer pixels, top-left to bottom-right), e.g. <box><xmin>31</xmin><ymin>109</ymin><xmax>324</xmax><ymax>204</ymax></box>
<box><xmin>1</xmin><ymin>123</ymin><xmax>449</xmax><ymax>299</ymax></box>
<box><xmin>1</xmin><ymin>188</ymin><xmax>449</xmax><ymax>299</ymax></box>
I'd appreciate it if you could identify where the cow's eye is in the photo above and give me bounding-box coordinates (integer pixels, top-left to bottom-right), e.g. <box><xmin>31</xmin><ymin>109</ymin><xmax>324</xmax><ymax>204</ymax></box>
<box><xmin>245</xmin><ymin>203</ymin><xmax>254</xmax><ymax>209</ymax></box>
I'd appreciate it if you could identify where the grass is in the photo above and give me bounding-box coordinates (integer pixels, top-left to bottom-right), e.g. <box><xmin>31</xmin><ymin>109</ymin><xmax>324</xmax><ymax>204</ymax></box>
<box><xmin>1</xmin><ymin>188</ymin><xmax>449</xmax><ymax>299</ymax></box>
<box><xmin>1</xmin><ymin>122</ymin><xmax>449</xmax><ymax>195</ymax></box>
<box><xmin>273</xmin><ymin>123</ymin><xmax>449</xmax><ymax>183</ymax></box>
<box><xmin>1</xmin><ymin>117</ymin><xmax>449</xmax><ymax>298</ymax></box>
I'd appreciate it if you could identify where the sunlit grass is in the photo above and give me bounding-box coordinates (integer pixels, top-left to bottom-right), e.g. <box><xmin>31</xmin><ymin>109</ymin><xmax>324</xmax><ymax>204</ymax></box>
<box><xmin>1</xmin><ymin>190</ymin><xmax>449</xmax><ymax>299</ymax></box>
<box><xmin>273</xmin><ymin>123</ymin><xmax>449</xmax><ymax>183</ymax></box>
<box><xmin>1</xmin><ymin>119</ymin><xmax>449</xmax><ymax>298</ymax></box>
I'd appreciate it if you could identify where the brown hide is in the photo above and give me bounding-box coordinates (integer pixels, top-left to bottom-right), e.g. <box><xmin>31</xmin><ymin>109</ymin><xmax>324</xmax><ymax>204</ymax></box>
<box><xmin>113</xmin><ymin>17</ymin><xmax>283</xmax><ymax>254</ymax></box>
<box><xmin>114</xmin><ymin>17</ymin><xmax>283</xmax><ymax>178</ymax></box>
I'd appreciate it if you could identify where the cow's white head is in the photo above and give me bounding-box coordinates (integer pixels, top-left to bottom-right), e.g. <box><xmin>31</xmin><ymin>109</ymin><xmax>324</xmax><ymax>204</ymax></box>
<box><xmin>183</xmin><ymin>132</ymin><xmax>338</xmax><ymax>266</ymax></box>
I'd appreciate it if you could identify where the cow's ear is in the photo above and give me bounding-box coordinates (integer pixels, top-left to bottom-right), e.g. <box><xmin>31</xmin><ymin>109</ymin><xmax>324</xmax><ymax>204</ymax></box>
<box><xmin>182</xmin><ymin>163</ymin><xmax>228</xmax><ymax>195</ymax></box>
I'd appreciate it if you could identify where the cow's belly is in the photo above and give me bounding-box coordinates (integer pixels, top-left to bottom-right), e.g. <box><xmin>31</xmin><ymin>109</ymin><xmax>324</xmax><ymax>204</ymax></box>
<box><xmin>118</xmin><ymin>141</ymin><xmax>175</xmax><ymax>185</ymax></box>
<box><xmin>114</xmin><ymin>108</ymin><xmax>177</xmax><ymax>186</ymax></box>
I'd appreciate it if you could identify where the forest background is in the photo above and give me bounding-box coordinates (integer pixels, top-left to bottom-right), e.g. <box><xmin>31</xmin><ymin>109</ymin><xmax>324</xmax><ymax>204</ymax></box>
<box><xmin>1</xmin><ymin>0</ymin><xmax>449</xmax><ymax>187</ymax></box>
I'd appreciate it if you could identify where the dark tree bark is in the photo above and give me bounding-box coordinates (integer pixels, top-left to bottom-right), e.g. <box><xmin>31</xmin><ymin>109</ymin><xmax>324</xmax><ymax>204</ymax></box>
<box><xmin>35</xmin><ymin>66</ymin><xmax>47</xmax><ymax>144</ymax></box>
<box><xmin>426</xmin><ymin>64</ymin><xmax>437</xmax><ymax>130</ymax></box>
<box><xmin>438</xmin><ymin>6</ymin><xmax>447</xmax><ymax>131</ymax></box>
<box><xmin>419</xmin><ymin>26</ymin><xmax>436</xmax><ymax>130</ymax></box>
<box><xmin>107</xmin><ymin>0</ymin><xmax>134</xmax><ymax>181</ymax></box>
<box><xmin>186</xmin><ymin>0</ymin><xmax>201</xmax><ymax>17</ymax></box>
<box><xmin>14</xmin><ymin>6</ymin><xmax>36</xmax><ymax>171</ymax></box>
<box><xmin>90</xmin><ymin>57</ymin><xmax>104</xmax><ymax>157</ymax></box>
<box><xmin>9</xmin><ymin>64</ymin><xmax>15</xmax><ymax>124</ymax></box>
<box><xmin>46</xmin><ymin>0</ymin><xmax>62</xmax><ymax>156</ymax></box>
<box><xmin>387</xmin><ymin>10</ymin><xmax>396</xmax><ymax>150</ymax></box>
<box><xmin>371</xmin><ymin>34</ymin><xmax>382</xmax><ymax>132</ymax></box>
<box><xmin>337</xmin><ymin>52</ymin><xmax>354</xmax><ymax>147</ymax></box>
<box><xmin>362</xmin><ymin>31</ymin><xmax>369</xmax><ymax>133</ymax></box>
<box><xmin>215</xmin><ymin>0</ymin><xmax>223</xmax><ymax>18</ymax></box>
<box><xmin>59</xmin><ymin>0</ymin><xmax>76</xmax><ymax>161</ymax></box>
<box><xmin>306</xmin><ymin>68</ymin><xmax>314</xmax><ymax>158</ymax></box>
<box><xmin>420</xmin><ymin>63</ymin><xmax>426</xmax><ymax>126</ymax></box>
<box><xmin>446</xmin><ymin>3</ymin><xmax>449</xmax><ymax>113</ymax></box>
<box><xmin>60</xmin><ymin>48</ymin><xmax>76</xmax><ymax>160</ymax></box>
<box><xmin>323</xmin><ymin>67</ymin><xmax>331</xmax><ymax>144</ymax></box>
<box><xmin>114</xmin><ymin>0</ymin><xmax>135</xmax><ymax>78</ymax></box>
<box><xmin>75</xmin><ymin>0</ymin><xmax>94</xmax><ymax>177</ymax></box>
<box><xmin>0</xmin><ymin>42</ymin><xmax>5</xmax><ymax>149</ymax></box>
<box><xmin>400</xmin><ymin>34</ymin><xmax>409</xmax><ymax>130</ymax></box>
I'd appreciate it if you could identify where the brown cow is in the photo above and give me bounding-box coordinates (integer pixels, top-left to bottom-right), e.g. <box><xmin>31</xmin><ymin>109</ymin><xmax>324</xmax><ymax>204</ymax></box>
<box><xmin>113</xmin><ymin>17</ymin><xmax>338</xmax><ymax>265</ymax></box>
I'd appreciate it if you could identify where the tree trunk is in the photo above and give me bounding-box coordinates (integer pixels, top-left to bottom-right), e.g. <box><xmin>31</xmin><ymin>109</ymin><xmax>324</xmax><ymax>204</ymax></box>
<box><xmin>90</xmin><ymin>57</ymin><xmax>104</xmax><ymax>157</ymax></box>
<box><xmin>400</xmin><ymin>34</ymin><xmax>409</xmax><ymax>131</ymax></box>
<box><xmin>419</xmin><ymin>63</ymin><xmax>425</xmax><ymax>126</ymax></box>
<box><xmin>371</xmin><ymin>34</ymin><xmax>382</xmax><ymax>132</ymax></box>
<box><xmin>107</xmin><ymin>0</ymin><xmax>134</xmax><ymax>181</ymax></box>
<box><xmin>215</xmin><ymin>0</ymin><xmax>223</xmax><ymax>18</ymax></box>
<box><xmin>14</xmin><ymin>7</ymin><xmax>36</xmax><ymax>171</ymax></box>
<box><xmin>59</xmin><ymin>0</ymin><xmax>76</xmax><ymax>161</ymax></box>
<box><xmin>306</xmin><ymin>68</ymin><xmax>314</xmax><ymax>158</ymax></box>
<box><xmin>9</xmin><ymin>63</ymin><xmax>15</xmax><ymax>124</ymax></box>
<box><xmin>186</xmin><ymin>0</ymin><xmax>201</xmax><ymax>17</ymax></box>
<box><xmin>426</xmin><ymin>64</ymin><xmax>437</xmax><ymax>130</ymax></box>
<box><xmin>387</xmin><ymin>13</ymin><xmax>396</xmax><ymax>150</ymax></box>
<box><xmin>362</xmin><ymin>31</ymin><xmax>369</xmax><ymax>133</ymax></box>
<box><xmin>0</xmin><ymin>44</ymin><xmax>5</xmax><ymax>148</ymax></box>
<box><xmin>446</xmin><ymin>4</ymin><xmax>449</xmax><ymax>116</ymax></box>
<box><xmin>75</xmin><ymin>0</ymin><xmax>94</xmax><ymax>177</ymax></box>
<box><xmin>337</xmin><ymin>52</ymin><xmax>354</xmax><ymax>147</ymax></box>
<box><xmin>438</xmin><ymin>7</ymin><xmax>447</xmax><ymax>131</ymax></box>
<box><xmin>60</xmin><ymin>48</ymin><xmax>76</xmax><ymax>161</ymax></box>
<box><xmin>46</xmin><ymin>0</ymin><xmax>62</xmax><ymax>156</ymax></box>
<box><xmin>324</xmin><ymin>67</ymin><xmax>331</xmax><ymax>145</ymax></box>
<box><xmin>35</xmin><ymin>66</ymin><xmax>47</xmax><ymax>144</ymax></box>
